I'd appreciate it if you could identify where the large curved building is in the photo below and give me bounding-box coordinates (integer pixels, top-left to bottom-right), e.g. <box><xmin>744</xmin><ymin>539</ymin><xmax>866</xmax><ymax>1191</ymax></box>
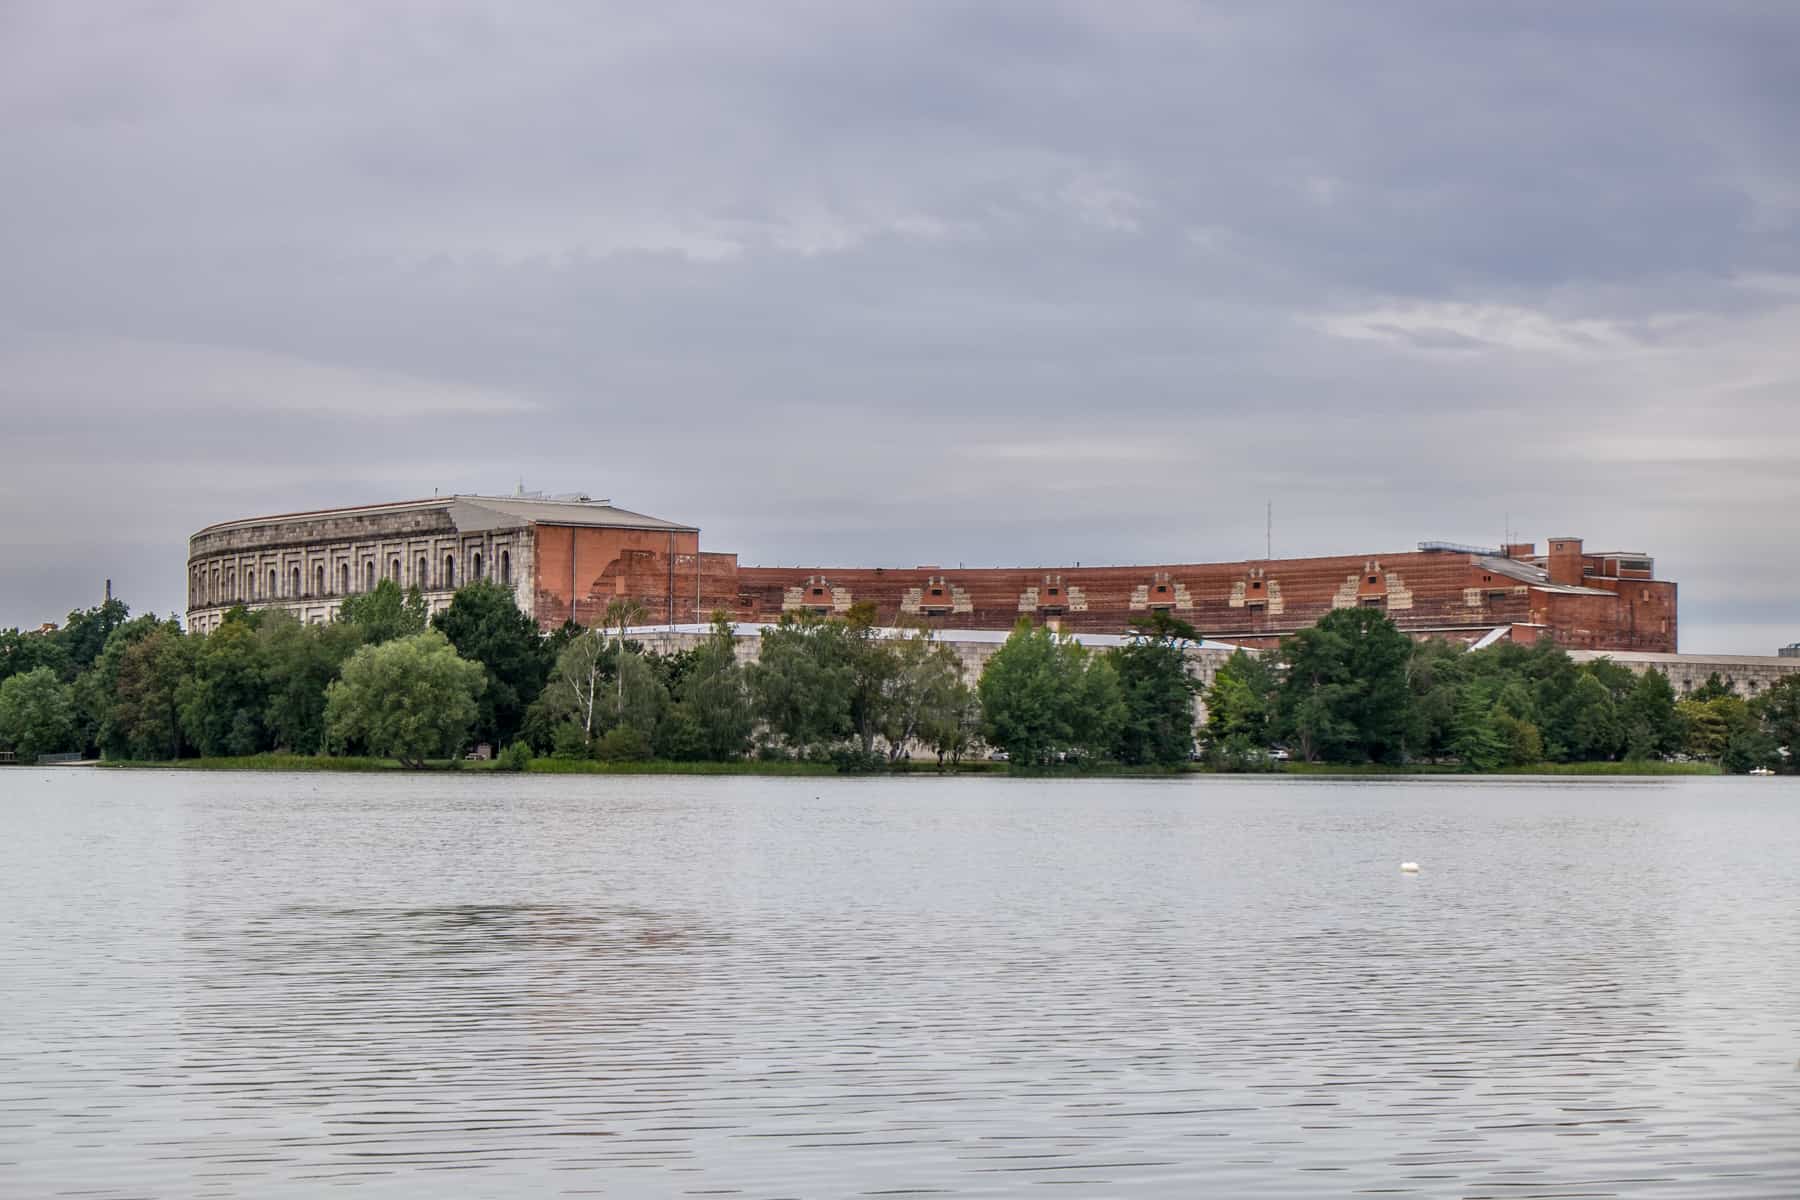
<box><xmin>187</xmin><ymin>496</ymin><xmax>1678</xmax><ymax>652</ymax></box>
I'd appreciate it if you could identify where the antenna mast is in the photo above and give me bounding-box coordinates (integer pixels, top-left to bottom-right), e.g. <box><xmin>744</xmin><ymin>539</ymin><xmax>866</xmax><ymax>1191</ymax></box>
<box><xmin>1266</xmin><ymin>501</ymin><xmax>1272</xmax><ymax>560</ymax></box>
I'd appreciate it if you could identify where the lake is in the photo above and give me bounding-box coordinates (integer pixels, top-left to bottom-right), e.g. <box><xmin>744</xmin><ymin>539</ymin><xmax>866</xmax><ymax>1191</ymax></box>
<box><xmin>2</xmin><ymin>771</ymin><xmax>1797</xmax><ymax>1197</ymax></box>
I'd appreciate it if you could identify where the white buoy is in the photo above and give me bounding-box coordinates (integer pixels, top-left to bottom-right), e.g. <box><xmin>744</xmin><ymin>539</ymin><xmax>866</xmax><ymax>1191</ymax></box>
<box><xmin>1400</xmin><ymin>861</ymin><xmax>1420</xmax><ymax>873</ymax></box>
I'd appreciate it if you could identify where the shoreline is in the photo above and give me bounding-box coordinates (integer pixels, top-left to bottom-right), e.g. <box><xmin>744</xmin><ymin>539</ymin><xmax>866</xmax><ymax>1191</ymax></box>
<box><xmin>88</xmin><ymin>754</ymin><xmax>1727</xmax><ymax>778</ymax></box>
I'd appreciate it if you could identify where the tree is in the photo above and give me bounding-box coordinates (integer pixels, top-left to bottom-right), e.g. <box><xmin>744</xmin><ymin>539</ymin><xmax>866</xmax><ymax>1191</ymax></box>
<box><xmin>324</xmin><ymin>631</ymin><xmax>485</xmax><ymax>766</ymax></box>
<box><xmin>748</xmin><ymin>613</ymin><xmax>855</xmax><ymax>756</ymax></box>
<box><xmin>110</xmin><ymin>626</ymin><xmax>196</xmax><ymax>760</ymax></box>
<box><xmin>1204</xmin><ymin>648</ymin><xmax>1279</xmax><ymax>750</ymax></box>
<box><xmin>878</xmin><ymin>632</ymin><xmax>967</xmax><ymax>763</ymax></box>
<box><xmin>1275</xmin><ymin>608</ymin><xmax>1412</xmax><ymax>763</ymax></box>
<box><xmin>336</xmin><ymin>579</ymin><xmax>428</xmax><ymax>644</ymax></box>
<box><xmin>1110</xmin><ymin>612</ymin><xmax>1202</xmax><ymax>766</ymax></box>
<box><xmin>0</xmin><ymin>627</ymin><xmax>71</xmax><ymax>686</ymax></box>
<box><xmin>1677</xmin><ymin>698</ymin><xmax>1730</xmax><ymax>761</ymax></box>
<box><xmin>258</xmin><ymin>614</ymin><xmax>364</xmax><ymax>753</ymax></box>
<box><xmin>81</xmin><ymin>616</ymin><xmax>178</xmax><ymax>759</ymax></box>
<box><xmin>1567</xmin><ymin>673</ymin><xmax>1622</xmax><ymax>760</ymax></box>
<box><xmin>1690</xmin><ymin>672</ymin><xmax>1735</xmax><ymax>702</ymax></box>
<box><xmin>978</xmin><ymin>620</ymin><xmax>1123</xmax><ymax>767</ymax></box>
<box><xmin>1752</xmin><ymin>676</ymin><xmax>1800</xmax><ymax>771</ymax></box>
<box><xmin>177</xmin><ymin>617</ymin><xmax>269</xmax><ymax>757</ymax></box>
<box><xmin>602</xmin><ymin>597</ymin><xmax>651</xmax><ymax>708</ymax></box>
<box><xmin>542</xmin><ymin>629</ymin><xmax>611</xmax><ymax>747</ymax></box>
<box><xmin>842</xmin><ymin>602</ymin><xmax>900</xmax><ymax>757</ymax></box>
<box><xmin>56</xmin><ymin>597</ymin><xmax>131</xmax><ymax>676</ymax></box>
<box><xmin>1621</xmin><ymin>668</ymin><xmax>1680</xmax><ymax>760</ymax></box>
<box><xmin>1403</xmin><ymin>639</ymin><xmax>1466</xmax><ymax>762</ymax></box>
<box><xmin>0</xmin><ymin>667</ymin><xmax>77</xmax><ymax>761</ymax></box>
<box><xmin>432</xmin><ymin>580</ymin><xmax>551</xmax><ymax>745</ymax></box>
<box><xmin>919</xmin><ymin>674</ymin><xmax>981</xmax><ymax>766</ymax></box>
<box><xmin>672</xmin><ymin>616</ymin><xmax>754</xmax><ymax>761</ymax></box>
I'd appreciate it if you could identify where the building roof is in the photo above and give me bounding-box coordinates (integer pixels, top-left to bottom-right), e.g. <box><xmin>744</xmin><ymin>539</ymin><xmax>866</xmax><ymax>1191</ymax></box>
<box><xmin>193</xmin><ymin>494</ymin><xmax>695</xmax><ymax>538</ymax></box>
<box><xmin>1475</xmin><ymin>555</ymin><xmax>1615</xmax><ymax>596</ymax></box>
<box><xmin>452</xmin><ymin>496</ymin><xmax>696</xmax><ymax>533</ymax></box>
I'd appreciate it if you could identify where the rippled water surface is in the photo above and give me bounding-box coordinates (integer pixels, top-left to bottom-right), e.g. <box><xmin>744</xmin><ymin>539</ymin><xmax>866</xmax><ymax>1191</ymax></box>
<box><xmin>3</xmin><ymin>771</ymin><xmax>1798</xmax><ymax>1198</ymax></box>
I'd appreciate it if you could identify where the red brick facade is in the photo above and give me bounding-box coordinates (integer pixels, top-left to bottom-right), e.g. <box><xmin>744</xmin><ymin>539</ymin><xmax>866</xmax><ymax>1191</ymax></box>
<box><xmin>571</xmin><ymin>529</ymin><xmax>1678</xmax><ymax>652</ymax></box>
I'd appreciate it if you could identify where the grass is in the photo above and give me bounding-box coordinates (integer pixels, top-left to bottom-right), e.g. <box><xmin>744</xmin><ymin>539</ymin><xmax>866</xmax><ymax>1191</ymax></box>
<box><xmin>1279</xmin><ymin>759</ymin><xmax>1721</xmax><ymax>777</ymax></box>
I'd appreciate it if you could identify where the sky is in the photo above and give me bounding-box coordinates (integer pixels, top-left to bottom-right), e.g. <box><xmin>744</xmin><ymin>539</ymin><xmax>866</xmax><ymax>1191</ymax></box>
<box><xmin>2</xmin><ymin>1</ymin><xmax>1796</xmax><ymax>652</ymax></box>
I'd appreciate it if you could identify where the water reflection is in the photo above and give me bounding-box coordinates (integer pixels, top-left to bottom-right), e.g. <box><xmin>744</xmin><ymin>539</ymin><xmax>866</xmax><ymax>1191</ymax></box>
<box><xmin>1</xmin><ymin>773</ymin><xmax>1797</xmax><ymax>1197</ymax></box>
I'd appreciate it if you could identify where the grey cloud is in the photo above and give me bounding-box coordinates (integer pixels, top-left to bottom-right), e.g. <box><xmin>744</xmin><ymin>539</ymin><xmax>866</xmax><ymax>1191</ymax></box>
<box><xmin>1</xmin><ymin>1</ymin><xmax>1796</xmax><ymax>652</ymax></box>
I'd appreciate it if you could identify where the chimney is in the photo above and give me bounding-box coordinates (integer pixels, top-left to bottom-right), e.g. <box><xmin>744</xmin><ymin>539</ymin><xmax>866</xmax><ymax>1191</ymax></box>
<box><xmin>1547</xmin><ymin>537</ymin><xmax>1585</xmax><ymax>586</ymax></box>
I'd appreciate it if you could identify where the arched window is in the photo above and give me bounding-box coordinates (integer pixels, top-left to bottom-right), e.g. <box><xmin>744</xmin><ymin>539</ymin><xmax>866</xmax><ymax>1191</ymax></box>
<box><xmin>269</xmin><ymin>569</ymin><xmax>278</xmax><ymax>599</ymax></box>
<box><xmin>444</xmin><ymin>554</ymin><xmax>456</xmax><ymax>588</ymax></box>
<box><xmin>418</xmin><ymin>555</ymin><xmax>428</xmax><ymax>587</ymax></box>
<box><xmin>365</xmin><ymin>561</ymin><xmax>376</xmax><ymax>591</ymax></box>
<box><xmin>291</xmin><ymin>567</ymin><xmax>300</xmax><ymax>597</ymax></box>
<box><xmin>315</xmin><ymin>564</ymin><xmax>325</xmax><ymax>596</ymax></box>
<box><xmin>391</xmin><ymin>557</ymin><xmax>401</xmax><ymax>582</ymax></box>
<box><xmin>500</xmin><ymin>550</ymin><xmax>511</xmax><ymax>585</ymax></box>
<box><xmin>226</xmin><ymin>568</ymin><xmax>235</xmax><ymax>601</ymax></box>
<box><xmin>339</xmin><ymin>562</ymin><xmax>349</xmax><ymax>594</ymax></box>
<box><xmin>472</xmin><ymin>551</ymin><xmax>483</xmax><ymax>580</ymax></box>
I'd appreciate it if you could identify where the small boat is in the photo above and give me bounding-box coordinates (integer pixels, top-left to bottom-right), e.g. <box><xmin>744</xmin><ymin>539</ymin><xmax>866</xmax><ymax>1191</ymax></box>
<box><xmin>1749</xmin><ymin>766</ymin><xmax>1775</xmax><ymax>776</ymax></box>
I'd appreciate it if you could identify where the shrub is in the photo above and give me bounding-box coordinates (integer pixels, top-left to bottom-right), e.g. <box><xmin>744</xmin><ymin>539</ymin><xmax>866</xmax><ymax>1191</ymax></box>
<box><xmin>595</xmin><ymin>725</ymin><xmax>652</xmax><ymax>762</ymax></box>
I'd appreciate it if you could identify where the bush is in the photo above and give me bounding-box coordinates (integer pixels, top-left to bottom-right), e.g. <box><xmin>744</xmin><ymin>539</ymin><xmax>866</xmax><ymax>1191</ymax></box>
<box><xmin>595</xmin><ymin>725</ymin><xmax>652</xmax><ymax>762</ymax></box>
<box><xmin>551</xmin><ymin>722</ymin><xmax>592</xmax><ymax>760</ymax></box>
<box><xmin>495</xmin><ymin>741</ymin><xmax>533</xmax><ymax>772</ymax></box>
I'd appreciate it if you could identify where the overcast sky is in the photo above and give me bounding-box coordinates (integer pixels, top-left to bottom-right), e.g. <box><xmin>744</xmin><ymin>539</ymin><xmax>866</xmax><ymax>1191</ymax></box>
<box><xmin>2</xmin><ymin>2</ymin><xmax>1796</xmax><ymax>652</ymax></box>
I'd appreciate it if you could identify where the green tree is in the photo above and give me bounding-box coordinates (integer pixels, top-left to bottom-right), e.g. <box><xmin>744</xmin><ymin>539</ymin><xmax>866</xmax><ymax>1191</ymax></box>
<box><xmin>110</xmin><ymin>626</ymin><xmax>196</xmax><ymax>760</ymax></box>
<box><xmin>0</xmin><ymin>627</ymin><xmax>71</xmax><ymax>685</ymax></box>
<box><xmin>1677</xmin><ymin>698</ymin><xmax>1730</xmax><ymax>761</ymax></box>
<box><xmin>336</xmin><ymin>579</ymin><xmax>428</xmax><ymax>644</ymax></box>
<box><xmin>1752</xmin><ymin>676</ymin><xmax>1800</xmax><ymax>771</ymax></box>
<box><xmin>1450</xmin><ymin>683</ymin><xmax>1509</xmax><ymax>772</ymax></box>
<box><xmin>1403</xmin><ymin>639</ymin><xmax>1466</xmax><ymax>762</ymax></box>
<box><xmin>81</xmin><ymin>616</ymin><xmax>179</xmax><ymax>759</ymax></box>
<box><xmin>1203</xmin><ymin>648</ymin><xmax>1278</xmax><ymax>751</ymax></box>
<box><xmin>0</xmin><ymin>667</ymin><xmax>77</xmax><ymax>761</ymax></box>
<box><xmin>748</xmin><ymin>613</ymin><xmax>855</xmax><ymax>757</ymax></box>
<box><xmin>1621</xmin><ymin>668</ymin><xmax>1680</xmax><ymax>760</ymax></box>
<box><xmin>671</xmin><ymin>616</ymin><xmax>753</xmax><ymax>761</ymax></box>
<box><xmin>55</xmin><ymin>597</ymin><xmax>131</xmax><ymax>677</ymax></box>
<box><xmin>878</xmin><ymin>632</ymin><xmax>968</xmax><ymax>763</ymax></box>
<box><xmin>177</xmin><ymin>617</ymin><xmax>270</xmax><ymax>756</ymax></box>
<box><xmin>918</xmin><ymin>674</ymin><xmax>981</xmax><ymax>767</ymax></box>
<box><xmin>602</xmin><ymin>597</ymin><xmax>651</xmax><ymax>709</ymax></box>
<box><xmin>324</xmin><ymin>630</ymin><xmax>485</xmax><ymax>766</ymax></box>
<box><xmin>258</xmin><ymin>614</ymin><xmax>364</xmax><ymax>753</ymax></box>
<box><xmin>978</xmin><ymin>620</ymin><xmax>1124</xmax><ymax>767</ymax></box>
<box><xmin>540</xmin><ymin>629</ymin><xmax>611</xmax><ymax>747</ymax></box>
<box><xmin>1567</xmin><ymin>673</ymin><xmax>1622</xmax><ymax>760</ymax></box>
<box><xmin>842</xmin><ymin>602</ymin><xmax>900</xmax><ymax>757</ymax></box>
<box><xmin>432</xmin><ymin>580</ymin><xmax>551</xmax><ymax>745</ymax></box>
<box><xmin>1690</xmin><ymin>672</ymin><xmax>1735</xmax><ymax>702</ymax></box>
<box><xmin>1109</xmin><ymin>612</ymin><xmax>1202</xmax><ymax>766</ymax></box>
<box><xmin>1276</xmin><ymin>608</ymin><xmax>1412</xmax><ymax>763</ymax></box>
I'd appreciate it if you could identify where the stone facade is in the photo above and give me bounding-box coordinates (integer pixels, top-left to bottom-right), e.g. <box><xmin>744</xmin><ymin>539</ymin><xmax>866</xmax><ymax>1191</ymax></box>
<box><xmin>185</xmin><ymin>496</ymin><xmax>714</xmax><ymax>634</ymax></box>
<box><xmin>1567</xmin><ymin>651</ymin><xmax>1800</xmax><ymax>700</ymax></box>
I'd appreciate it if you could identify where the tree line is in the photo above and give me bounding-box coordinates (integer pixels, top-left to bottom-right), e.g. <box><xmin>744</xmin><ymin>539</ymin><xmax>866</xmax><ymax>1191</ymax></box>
<box><xmin>1201</xmin><ymin>607</ymin><xmax>1795</xmax><ymax>772</ymax></box>
<box><xmin>1</xmin><ymin>587</ymin><xmax>1794</xmax><ymax>772</ymax></box>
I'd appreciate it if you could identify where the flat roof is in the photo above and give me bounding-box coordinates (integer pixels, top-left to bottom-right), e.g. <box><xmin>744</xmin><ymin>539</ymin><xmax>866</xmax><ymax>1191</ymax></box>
<box><xmin>193</xmin><ymin>494</ymin><xmax>695</xmax><ymax>538</ymax></box>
